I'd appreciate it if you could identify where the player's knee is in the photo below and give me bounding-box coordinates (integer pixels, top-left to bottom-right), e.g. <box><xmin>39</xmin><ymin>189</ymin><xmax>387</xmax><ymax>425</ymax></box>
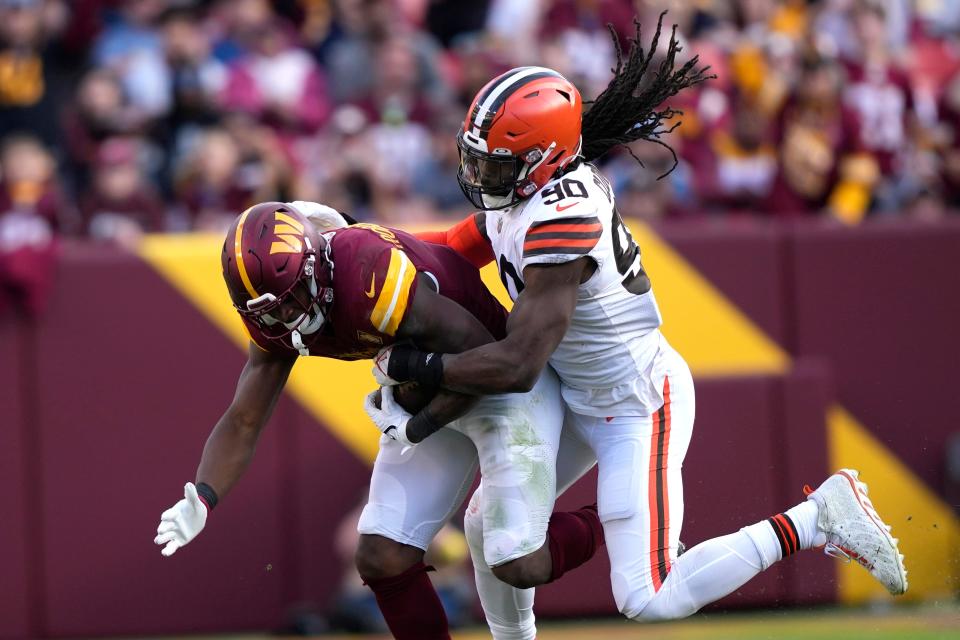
<box><xmin>628</xmin><ymin>597</ymin><xmax>694</xmax><ymax>622</ymax></box>
<box><xmin>354</xmin><ymin>534</ymin><xmax>422</xmax><ymax>581</ymax></box>
<box><xmin>491</xmin><ymin>552</ymin><xmax>551</xmax><ymax>589</ymax></box>
<box><xmin>611</xmin><ymin>572</ymin><xmax>655</xmax><ymax>621</ymax></box>
<box><xmin>616</xmin><ymin>582</ymin><xmax>693</xmax><ymax>622</ymax></box>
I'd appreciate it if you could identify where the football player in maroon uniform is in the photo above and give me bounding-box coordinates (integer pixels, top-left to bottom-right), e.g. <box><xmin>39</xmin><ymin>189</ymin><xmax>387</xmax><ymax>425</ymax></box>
<box><xmin>153</xmin><ymin>201</ymin><xmax>601</xmax><ymax>640</ymax></box>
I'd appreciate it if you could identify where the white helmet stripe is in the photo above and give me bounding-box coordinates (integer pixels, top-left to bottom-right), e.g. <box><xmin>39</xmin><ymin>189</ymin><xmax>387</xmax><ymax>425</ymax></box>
<box><xmin>473</xmin><ymin>66</ymin><xmax>560</xmax><ymax>129</ymax></box>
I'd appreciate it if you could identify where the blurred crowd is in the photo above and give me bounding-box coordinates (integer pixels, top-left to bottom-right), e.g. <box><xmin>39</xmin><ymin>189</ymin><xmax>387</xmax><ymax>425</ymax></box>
<box><xmin>1</xmin><ymin>0</ymin><xmax>960</xmax><ymax>312</ymax></box>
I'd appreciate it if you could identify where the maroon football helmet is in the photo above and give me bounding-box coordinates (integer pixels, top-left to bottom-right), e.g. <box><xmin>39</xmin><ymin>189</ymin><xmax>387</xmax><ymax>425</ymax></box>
<box><xmin>221</xmin><ymin>202</ymin><xmax>334</xmax><ymax>352</ymax></box>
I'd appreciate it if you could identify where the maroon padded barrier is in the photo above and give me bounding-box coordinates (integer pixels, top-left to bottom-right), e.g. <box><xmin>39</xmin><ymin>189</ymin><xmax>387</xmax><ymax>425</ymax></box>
<box><xmin>288</xmin><ymin>402</ymin><xmax>371</xmax><ymax>610</ymax></box>
<box><xmin>658</xmin><ymin>221</ymin><xmax>789</xmax><ymax>347</ymax></box>
<box><xmin>789</xmin><ymin>221</ymin><xmax>960</xmax><ymax>495</ymax></box>
<box><xmin>777</xmin><ymin>359</ymin><xmax>836</xmax><ymax>605</ymax></box>
<box><xmin>32</xmin><ymin>246</ymin><xmax>288</xmax><ymax>636</ymax></box>
<box><xmin>536</xmin><ymin>375</ymin><xmax>793</xmax><ymax>617</ymax></box>
<box><xmin>680</xmin><ymin>375</ymin><xmax>790</xmax><ymax>609</ymax></box>
<box><xmin>0</xmin><ymin>317</ymin><xmax>31</xmax><ymax>639</ymax></box>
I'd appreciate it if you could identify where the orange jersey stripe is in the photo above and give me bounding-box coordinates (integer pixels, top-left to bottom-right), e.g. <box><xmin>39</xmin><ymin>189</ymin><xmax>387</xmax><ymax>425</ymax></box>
<box><xmin>527</xmin><ymin>222</ymin><xmax>603</xmax><ymax>236</ymax></box>
<box><xmin>523</xmin><ymin>237</ymin><xmax>599</xmax><ymax>251</ymax></box>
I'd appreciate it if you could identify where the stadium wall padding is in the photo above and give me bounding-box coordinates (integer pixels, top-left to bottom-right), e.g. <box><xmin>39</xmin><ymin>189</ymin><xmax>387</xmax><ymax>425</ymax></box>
<box><xmin>661</xmin><ymin>220</ymin><xmax>960</xmax><ymax>498</ymax></box>
<box><xmin>0</xmin><ymin>317</ymin><xmax>31</xmax><ymax>639</ymax></box>
<box><xmin>659</xmin><ymin>223</ymin><xmax>789</xmax><ymax>347</ymax></box>
<box><xmin>2</xmin><ymin>220</ymin><xmax>957</xmax><ymax>636</ymax></box>
<box><xmin>32</xmin><ymin>247</ymin><xmax>289</xmax><ymax>636</ymax></box>
<box><xmin>787</xmin><ymin>222</ymin><xmax>960</xmax><ymax>500</ymax></box>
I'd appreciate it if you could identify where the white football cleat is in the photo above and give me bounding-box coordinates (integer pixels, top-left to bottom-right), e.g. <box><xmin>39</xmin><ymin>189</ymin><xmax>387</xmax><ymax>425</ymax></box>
<box><xmin>805</xmin><ymin>469</ymin><xmax>908</xmax><ymax>595</ymax></box>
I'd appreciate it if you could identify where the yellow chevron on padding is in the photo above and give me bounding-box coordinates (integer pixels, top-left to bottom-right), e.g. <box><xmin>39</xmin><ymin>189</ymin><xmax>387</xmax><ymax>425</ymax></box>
<box><xmin>628</xmin><ymin>222</ymin><xmax>789</xmax><ymax>375</ymax></box>
<box><xmin>138</xmin><ymin>233</ymin><xmax>381</xmax><ymax>463</ymax></box>
<box><xmin>827</xmin><ymin>406</ymin><xmax>959</xmax><ymax>602</ymax></box>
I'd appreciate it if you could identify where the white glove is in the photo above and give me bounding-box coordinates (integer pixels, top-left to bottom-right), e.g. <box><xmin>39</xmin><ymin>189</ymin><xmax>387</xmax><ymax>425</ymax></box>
<box><xmin>154</xmin><ymin>482</ymin><xmax>208</xmax><ymax>557</ymax></box>
<box><xmin>364</xmin><ymin>386</ymin><xmax>415</xmax><ymax>448</ymax></box>
<box><xmin>372</xmin><ymin>346</ymin><xmax>400</xmax><ymax>386</ymax></box>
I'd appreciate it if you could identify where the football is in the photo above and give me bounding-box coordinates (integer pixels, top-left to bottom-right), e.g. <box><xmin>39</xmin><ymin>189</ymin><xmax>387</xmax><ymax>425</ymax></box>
<box><xmin>374</xmin><ymin>381</ymin><xmax>435</xmax><ymax>415</ymax></box>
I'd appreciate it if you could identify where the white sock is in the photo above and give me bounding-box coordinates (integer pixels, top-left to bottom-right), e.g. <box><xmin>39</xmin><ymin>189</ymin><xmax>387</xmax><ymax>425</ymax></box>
<box><xmin>741</xmin><ymin>501</ymin><xmax>823</xmax><ymax>566</ymax></box>
<box><xmin>633</xmin><ymin>502</ymin><xmax>825</xmax><ymax>621</ymax></box>
<box><xmin>472</xmin><ymin>561</ymin><xmax>536</xmax><ymax>640</ymax></box>
<box><xmin>785</xmin><ymin>498</ymin><xmax>826</xmax><ymax>549</ymax></box>
<box><xmin>741</xmin><ymin>520</ymin><xmax>784</xmax><ymax>569</ymax></box>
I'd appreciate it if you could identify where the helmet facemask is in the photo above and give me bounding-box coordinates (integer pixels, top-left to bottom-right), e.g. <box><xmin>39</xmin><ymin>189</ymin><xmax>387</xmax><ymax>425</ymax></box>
<box><xmin>236</xmin><ymin>237</ymin><xmax>334</xmax><ymax>350</ymax></box>
<box><xmin>457</xmin><ymin>131</ymin><xmax>556</xmax><ymax>210</ymax></box>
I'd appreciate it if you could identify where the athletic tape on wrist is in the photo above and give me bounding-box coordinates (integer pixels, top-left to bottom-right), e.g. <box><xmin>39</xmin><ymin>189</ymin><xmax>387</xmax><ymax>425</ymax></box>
<box><xmin>387</xmin><ymin>346</ymin><xmax>443</xmax><ymax>388</ymax></box>
<box><xmin>405</xmin><ymin>410</ymin><xmax>443</xmax><ymax>444</ymax></box>
<box><xmin>196</xmin><ymin>482</ymin><xmax>219</xmax><ymax>511</ymax></box>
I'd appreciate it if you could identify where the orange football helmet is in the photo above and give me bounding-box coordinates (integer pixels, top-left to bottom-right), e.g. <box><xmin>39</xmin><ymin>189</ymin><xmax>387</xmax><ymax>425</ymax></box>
<box><xmin>458</xmin><ymin>66</ymin><xmax>583</xmax><ymax>210</ymax></box>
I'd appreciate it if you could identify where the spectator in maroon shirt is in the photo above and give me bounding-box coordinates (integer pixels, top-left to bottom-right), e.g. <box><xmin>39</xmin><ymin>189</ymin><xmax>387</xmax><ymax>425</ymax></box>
<box><xmin>768</xmin><ymin>55</ymin><xmax>852</xmax><ymax>217</ymax></box>
<box><xmin>354</xmin><ymin>34</ymin><xmax>436</xmax><ymax>127</ymax></box>
<box><xmin>0</xmin><ymin>133</ymin><xmax>63</xmax><ymax>317</ymax></box>
<box><xmin>840</xmin><ymin>2</ymin><xmax>915</xmax><ymax>211</ymax></box>
<box><xmin>79</xmin><ymin>136</ymin><xmax>166</xmax><ymax>248</ymax></box>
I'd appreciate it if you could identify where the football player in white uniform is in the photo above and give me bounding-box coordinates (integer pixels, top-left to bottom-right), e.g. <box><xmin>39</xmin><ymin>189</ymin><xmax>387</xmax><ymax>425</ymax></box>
<box><xmin>369</xmin><ymin>15</ymin><xmax>907</xmax><ymax>639</ymax></box>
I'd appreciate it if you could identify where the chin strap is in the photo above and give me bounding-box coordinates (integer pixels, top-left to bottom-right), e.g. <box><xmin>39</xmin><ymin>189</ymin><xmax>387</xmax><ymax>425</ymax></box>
<box><xmin>515</xmin><ymin>141</ymin><xmax>557</xmax><ymax>198</ymax></box>
<box><xmin>291</xmin><ymin>330</ymin><xmax>310</xmax><ymax>356</ymax></box>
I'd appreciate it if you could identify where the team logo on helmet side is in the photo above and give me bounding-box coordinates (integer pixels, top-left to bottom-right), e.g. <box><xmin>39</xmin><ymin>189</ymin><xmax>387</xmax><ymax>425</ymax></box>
<box><xmin>270</xmin><ymin>211</ymin><xmax>305</xmax><ymax>254</ymax></box>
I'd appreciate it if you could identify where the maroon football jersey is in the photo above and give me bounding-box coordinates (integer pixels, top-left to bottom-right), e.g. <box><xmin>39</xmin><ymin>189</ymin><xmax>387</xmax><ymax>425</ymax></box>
<box><xmin>243</xmin><ymin>223</ymin><xmax>507</xmax><ymax>359</ymax></box>
<box><xmin>841</xmin><ymin>61</ymin><xmax>913</xmax><ymax>175</ymax></box>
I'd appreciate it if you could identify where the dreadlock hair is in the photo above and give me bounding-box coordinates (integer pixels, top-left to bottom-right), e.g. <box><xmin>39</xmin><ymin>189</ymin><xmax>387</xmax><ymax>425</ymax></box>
<box><xmin>580</xmin><ymin>12</ymin><xmax>716</xmax><ymax>178</ymax></box>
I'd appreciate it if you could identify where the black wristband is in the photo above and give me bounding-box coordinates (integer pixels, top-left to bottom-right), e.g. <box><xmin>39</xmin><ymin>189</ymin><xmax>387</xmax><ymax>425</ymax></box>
<box><xmin>388</xmin><ymin>346</ymin><xmax>444</xmax><ymax>388</ymax></box>
<box><xmin>196</xmin><ymin>482</ymin><xmax>219</xmax><ymax>511</ymax></box>
<box><xmin>406</xmin><ymin>410</ymin><xmax>444</xmax><ymax>444</ymax></box>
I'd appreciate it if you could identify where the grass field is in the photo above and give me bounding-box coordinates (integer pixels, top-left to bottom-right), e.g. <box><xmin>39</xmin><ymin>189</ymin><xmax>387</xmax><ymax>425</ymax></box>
<box><xmin>114</xmin><ymin>603</ymin><xmax>960</xmax><ymax>640</ymax></box>
<box><xmin>484</xmin><ymin>603</ymin><xmax>960</xmax><ymax>640</ymax></box>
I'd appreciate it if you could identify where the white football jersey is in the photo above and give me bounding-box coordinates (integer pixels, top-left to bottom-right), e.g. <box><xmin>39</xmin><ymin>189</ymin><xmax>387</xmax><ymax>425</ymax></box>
<box><xmin>484</xmin><ymin>161</ymin><xmax>668</xmax><ymax>416</ymax></box>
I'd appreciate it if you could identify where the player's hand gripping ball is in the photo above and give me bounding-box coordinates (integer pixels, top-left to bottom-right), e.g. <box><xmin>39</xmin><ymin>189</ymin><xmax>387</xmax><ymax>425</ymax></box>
<box><xmin>375</xmin><ymin>381</ymin><xmax>434</xmax><ymax>414</ymax></box>
<box><xmin>365</xmin><ymin>386</ymin><xmax>417</xmax><ymax>447</ymax></box>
